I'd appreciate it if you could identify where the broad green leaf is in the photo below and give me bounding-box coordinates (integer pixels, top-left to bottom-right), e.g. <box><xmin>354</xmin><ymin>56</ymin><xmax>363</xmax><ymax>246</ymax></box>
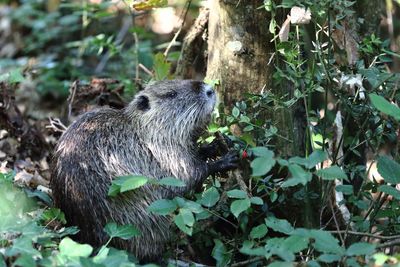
<box><xmin>212</xmin><ymin>239</ymin><xmax>232</xmax><ymax>267</ymax></box>
<box><xmin>282</xmin><ymin>235</ymin><xmax>309</xmax><ymax>253</ymax></box>
<box><xmin>227</xmin><ymin>189</ymin><xmax>247</xmax><ymax>199</ymax></box>
<box><xmin>174</xmin><ymin>208</ymin><xmax>194</xmax><ymax>235</ymax></box>
<box><xmin>377</xmin><ymin>156</ymin><xmax>400</xmax><ymax>184</ymax></box>
<box><xmin>200</xmin><ymin>187</ymin><xmax>220</xmax><ymax>207</ymax></box>
<box><xmin>120</xmin><ymin>175</ymin><xmax>149</xmax><ymax>192</ymax></box>
<box><xmin>147</xmin><ymin>199</ymin><xmax>177</xmax><ymax>215</ymax></box>
<box><xmin>158</xmin><ymin>177</ymin><xmax>185</xmax><ymax>187</ymax></box>
<box><xmin>370</xmin><ymin>93</ymin><xmax>400</xmax><ymax>120</ymax></box>
<box><xmin>316</xmin><ymin>166</ymin><xmax>348</xmax><ymax>180</ymax></box>
<box><xmin>59</xmin><ymin>237</ymin><xmax>93</xmax><ymax>257</ymax></box>
<box><xmin>104</xmin><ymin>222</ymin><xmax>140</xmax><ymax>239</ymax></box>
<box><xmin>309</xmin><ymin>230</ymin><xmax>344</xmax><ymax>255</ymax></box>
<box><xmin>346</xmin><ymin>242</ymin><xmax>376</xmax><ymax>256</ymax></box>
<box><xmin>250</xmin><ymin>196</ymin><xmax>264</xmax><ymax>205</ymax></box>
<box><xmin>7</xmin><ymin>236</ymin><xmax>40</xmax><ymax>257</ymax></box>
<box><xmin>318</xmin><ymin>254</ymin><xmax>341</xmax><ymax>263</ymax></box>
<box><xmin>267</xmin><ymin>262</ymin><xmax>293</xmax><ymax>267</ymax></box>
<box><xmin>281</xmin><ymin>164</ymin><xmax>312</xmax><ymax>187</ymax></box>
<box><xmin>232</xmin><ymin>107</ymin><xmax>240</xmax><ymax>118</ymax></box>
<box><xmin>289</xmin><ymin>149</ymin><xmax>327</xmax><ymax>168</ymax></box>
<box><xmin>152</xmin><ymin>53</ymin><xmax>171</xmax><ymax>81</ymax></box>
<box><xmin>239</xmin><ymin>240</ymin><xmax>266</xmax><ymax>256</ymax></box>
<box><xmin>265</xmin><ymin>217</ymin><xmax>294</xmax><ymax>234</ymax></box>
<box><xmin>251</xmin><ymin>147</ymin><xmax>274</xmax><ymax>158</ymax></box>
<box><xmin>336</xmin><ymin>185</ymin><xmax>353</xmax><ymax>195</ymax></box>
<box><xmin>230</xmin><ymin>198</ymin><xmax>251</xmax><ymax>218</ymax></box>
<box><xmin>250</xmin><ymin>224</ymin><xmax>268</xmax><ymax>239</ymax></box>
<box><xmin>251</xmin><ymin>157</ymin><xmax>276</xmax><ymax>176</ymax></box>
<box><xmin>378</xmin><ymin>185</ymin><xmax>400</xmax><ymax>200</ymax></box>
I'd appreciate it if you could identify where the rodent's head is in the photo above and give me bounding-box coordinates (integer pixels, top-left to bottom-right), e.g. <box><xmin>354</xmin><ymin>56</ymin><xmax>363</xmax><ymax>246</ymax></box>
<box><xmin>126</xmin><ymin>80</ymin><xmax>216</xmax><ymax>142</ymax></box>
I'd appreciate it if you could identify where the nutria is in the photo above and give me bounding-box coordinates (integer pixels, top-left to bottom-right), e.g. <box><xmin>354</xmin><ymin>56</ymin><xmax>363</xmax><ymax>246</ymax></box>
<box><xmin>51</xmin><ymin>80</ymin><xmax>238</xmax><ymax>261</ymax></box>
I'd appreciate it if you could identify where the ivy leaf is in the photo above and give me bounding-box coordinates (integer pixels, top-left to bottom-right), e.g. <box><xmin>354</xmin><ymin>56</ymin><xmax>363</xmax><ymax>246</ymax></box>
<box><xmin>346</xmin><ymin>242</ymin><xmax>376</xmax><ymax>256</ymax></box>
<box><xmin>251</xmin><ymin>157</ymin><xmax>276</xmax><ymax>176</ymax></box>
<box><xmin>147</xmin><ymin>199</ymin><xmax>177</xmax><ymax>215</ymax></box>
<box><xmin>377</xmin><ymin>156</ymin><xmax>400</xmax><ymax>184</ymax></box>
<box><xmin>370</xmin><ymin>93</ymin><xmax>400</xmax><ymax>120</ymax></box>
<box><xmin>59</xmin><ymin>237</ymin><xmax>93</xmax><ymax>258</ymax></box>
<box><xmin>158</xmin><ymin>177</ymin><xmax>185</xmax><ymax>187</ymax></box>
<box><xmin>212</xmin><ymin>239</ymin><xmax>232</xmax><ymax>267</ymax></box>
<box><xmin>200</xmin><ymin>187</ymin><xmax>220</xmax><ymax>207</ymax></box>
<box><xmin>316</xmin><ymin>166</ymin><xmax>348</xmax><ymax>180</ymax></box>
<box><xmin>265</xmin><ymin>217</ymin><xmax>294</xmax><ymax>234</ymax></box>
<box><xmin>378</xmin><ymin>185</ymin><xmax>400</xmax><ymax>200</ymax></box>
<box><xmin>230</xmin><ymin>198</ymin><xmax>251</xmax><ymax>218</ymax></box>
<box><xmin>104</xmin><ymin>222</ymin><xmax>140</xmax><ymax>240</ymax></box>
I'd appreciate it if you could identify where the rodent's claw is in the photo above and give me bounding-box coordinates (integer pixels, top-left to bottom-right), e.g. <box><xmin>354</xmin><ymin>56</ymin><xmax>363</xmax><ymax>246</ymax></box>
<box><xmin>221</xmin><ymin>133</ymin><xmax>234</xmax><ymax>148</ymax></box>
<box><xmin>208</xmin><ymin>150</ymin><xmax>239</xmax><ymax>175</ymax></box>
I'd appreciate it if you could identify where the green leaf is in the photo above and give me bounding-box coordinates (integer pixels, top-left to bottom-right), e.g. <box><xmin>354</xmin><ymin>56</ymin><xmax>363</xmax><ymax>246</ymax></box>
<box><xmin>174</xmin><ymin>208</ymin><xmax>194</xmax><ymax>235</ymax></box>
<box><xmin>232</xmin><ymin>107</ymin><xmax>240</xmax><ymax>118</ymax></box>
<box><xmin>289</xmin><ymin>150</ymin><xmax>326</xmax><ymax>169</ymax></box>
<box><xmin>230</xmin><ymin>198</ymin><xmax>251</xmax><ymax>218</ymax></box>
<box><xmin>200</xmin><ymin>187</ymin><xmax>220</xmax><ymax>207</ymax></box>
<box><xmin>250</xmin><ymin>224</ymin><xmax>268</xmax><ymax>239</ymax></box>
<box><xmin>346</xmin><ymin>242</ymin><xmax>376</xmax><ymax>256</ymax></box>
<box><xmin>250</xmin><ymin>196</ymin><xmax>264</xmax><ymax>205</ymax></box>
<box><xmin>378</xmin><ymin>185</ymin><xmax>400</xmax><ymax>200</ymax></box>
<box><xmin>212</xmin><ymin>239</ymin><xmax>231</xmax><ymax>267</ymax></box>
<box><xmin>318</xmin><ymin>254</ymin><xmax>341</xmax><ymax>263</ymax></box>
<box><xmin>108</xmin><ymin>175</ymin><xmax>149</xmax><ymax>196</ymax></box>
<box><xmin>147</xmin><ymin>199</ymin><xmax>177</xmax><ymax>215</ymax></box>
<box><xmin>104</xmin><ymin>222</ymin><xmax>140</xmax><ymax>239</ymax></box>
<box><xmin>309</xmin><ymin>230</ymin><xmax>344</xmax><ymax>255</ymax></box>
<box><xmin>265</xmin><ymin>217</ymin><xmax>294</xmax><ymax>234</ymax></box>
<box><xmin>153</xmin><ymin>53</ymin><xmax>171</xmax><ymax>81</ymax></box>
<box><xmin>251</xmin><ymin>157</ymin><xmax>276</xmax><ymax>176</ymax></box>
<box><xmin>251</xmin><ymin>147</ymin><xmax>274</xmax><ymax>158</ymax></box>
<box><xmin>132</xmin><ymin>0</ymin><xmax>168</xmax><ymax>10</ymax></box>
<box><xmin>120</xmin><ymin>175</ymin><xmax>149</xmax><ymax>192</ymax></box>
<box><xmin>370</xmin><ymin>93</ymin><xmax>400</xmax><ymax>120</ymax></box>
<box><xmin>377</xmin><ymin>156</ymin><xmax>400</xmax><ymax>184</ymax></box>
<box><xmin>316</xmin><ymin>166</ymin><xmax>348</xmax><ymax>180</ymax></box>
<box><xmin>336</xmin><ymin>185</ymin><xmax>353</xmax><ymax>195</ymax></box>
<box><xmin>281</xmin><ymin>164</ymin><xmax>312</xmax><ymax>187</ymax></box>
<box><xmin>158</xmin><ymin>177</ymin><xmax>185</xmax><ymax>187</ymax></box>
<box><xmin>59</xmin><ymin>237</ymin><xmax>93</xmax><ymax>258</ymax></box>
<box><xmin>227</xmin><ymin>189</ymin><xmax>247</xmax><ymax>199</ymax></box>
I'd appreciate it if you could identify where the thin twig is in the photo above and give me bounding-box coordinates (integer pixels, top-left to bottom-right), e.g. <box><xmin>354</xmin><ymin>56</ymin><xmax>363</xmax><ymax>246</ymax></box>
<box><xmin>163</xmin><ymin>0</ymin><xmax>192</xmax><ymax>57</ymax></box>
<box><xmin>230</xmin><ymin>257</ymin><xmax>264</xmax><ymax>267</ymax></box>
<box><xmin>330</xmin><ymin>231</ymin><xmax>400</xmax><ymax>240</ymax></box>
<box><xmin>377</xmin><ymin>239</ymin><xmax>400</xmax><ymax>249</ymax></box>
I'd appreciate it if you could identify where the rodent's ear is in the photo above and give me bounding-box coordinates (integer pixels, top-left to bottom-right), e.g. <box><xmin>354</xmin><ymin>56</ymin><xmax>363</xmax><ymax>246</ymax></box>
<box><xmin>136</xmin><ymin>95</ymin><xmax>150</xmax><ymax>111</ymax></box>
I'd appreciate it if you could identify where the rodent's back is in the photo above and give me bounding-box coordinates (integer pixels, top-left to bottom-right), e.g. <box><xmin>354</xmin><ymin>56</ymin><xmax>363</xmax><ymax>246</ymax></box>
<box><xmin>51</xmin><ymin>80</ymin><xmax>216</xmax><ymax>260</ymax></box>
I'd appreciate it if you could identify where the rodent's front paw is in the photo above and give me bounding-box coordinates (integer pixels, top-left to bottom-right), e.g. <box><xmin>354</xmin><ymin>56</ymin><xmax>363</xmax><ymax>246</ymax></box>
<box><xmin>208</xmin><ymin>150</ymin><xmax>239</xmax><ymax>175</ymax></box>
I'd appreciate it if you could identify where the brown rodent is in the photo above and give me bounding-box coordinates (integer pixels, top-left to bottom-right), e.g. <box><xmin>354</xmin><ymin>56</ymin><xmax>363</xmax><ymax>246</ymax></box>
<box><xmin>50</xmin><ymin>80</ymin><xmax>238</xmax><ymax>261</ymax></box>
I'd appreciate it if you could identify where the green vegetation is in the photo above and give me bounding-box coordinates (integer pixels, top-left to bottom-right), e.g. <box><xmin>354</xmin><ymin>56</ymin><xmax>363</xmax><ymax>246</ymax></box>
<box><xmin>1</xmin><ymin>0</ymin><xmax>400</xmax><ymax>266</ymax></box>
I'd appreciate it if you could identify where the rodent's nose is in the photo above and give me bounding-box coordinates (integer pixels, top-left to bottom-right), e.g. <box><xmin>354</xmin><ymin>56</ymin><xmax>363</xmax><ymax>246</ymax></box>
<box><xmin>204</xmin><ymin>85</ymin><xmax>215</xmax><ymax>98</ymax></box>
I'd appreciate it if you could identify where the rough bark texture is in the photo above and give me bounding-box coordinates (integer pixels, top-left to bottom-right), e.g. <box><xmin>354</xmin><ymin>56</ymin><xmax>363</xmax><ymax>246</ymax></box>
<box><xmin>206</xmin><ymin>0</ymin><xmax>305</xmax><ymax>156</ymax></box>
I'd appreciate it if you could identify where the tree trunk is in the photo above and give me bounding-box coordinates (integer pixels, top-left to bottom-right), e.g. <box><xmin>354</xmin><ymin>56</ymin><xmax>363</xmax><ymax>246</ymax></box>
<box><xmin>205</xmin><ymin>0</ymin><xmax>306</xmax><ymax>157</ymax></box>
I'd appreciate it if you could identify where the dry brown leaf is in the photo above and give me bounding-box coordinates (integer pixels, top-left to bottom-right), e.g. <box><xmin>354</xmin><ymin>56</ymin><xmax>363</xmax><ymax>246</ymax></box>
<box><xmin>279</xmin><ymin>16</ymin><xmax>291</xmax><ymax>42</ymax></box>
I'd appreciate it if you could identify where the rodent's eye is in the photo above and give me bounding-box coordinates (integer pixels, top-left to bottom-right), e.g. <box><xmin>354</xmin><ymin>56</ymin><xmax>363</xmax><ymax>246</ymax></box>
<box><xmin>164</xmin><ymin>91</ymin><xmax>177</xmax><ymax>98</ymax></box>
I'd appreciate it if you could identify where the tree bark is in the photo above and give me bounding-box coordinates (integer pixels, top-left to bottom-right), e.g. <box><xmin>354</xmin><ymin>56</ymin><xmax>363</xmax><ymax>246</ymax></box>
<box><xmin>205</xmin><ymin>0</ymin><xmax>305</xmax><ymax>156</ymax></box>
